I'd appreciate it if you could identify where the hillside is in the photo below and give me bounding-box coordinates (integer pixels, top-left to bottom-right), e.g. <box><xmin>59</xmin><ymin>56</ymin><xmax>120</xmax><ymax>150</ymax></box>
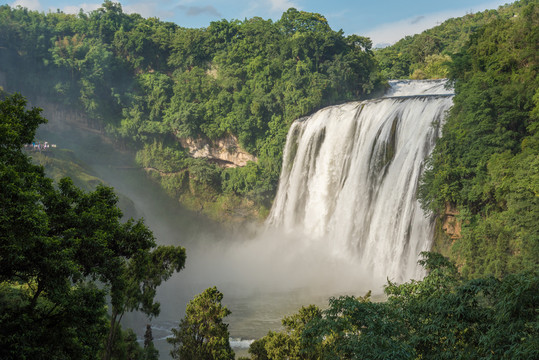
<box><xmin>0</xmin><ymin>0</ymin><xmax>537</xmax><ymax>275</ymax></box>
<box><xmin>375</xmin><ymin>0</ymin><xmax>532</xmax><ymax>79</ymax></box>
<box><xmin>0</xmin><ymin>2</ymin><xmax>381</xmax><ymax>222</ymax></box>
<box><xmin>418</xmin><ymin>0</ymin><xmax>538</xmax><ymax>278</ymax></box>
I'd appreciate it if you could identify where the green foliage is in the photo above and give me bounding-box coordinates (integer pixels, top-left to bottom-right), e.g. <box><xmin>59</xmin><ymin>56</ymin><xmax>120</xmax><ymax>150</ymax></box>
<box><xmin>31</xmin><ymin>149</ymin><xmax>104</xmax><ymax>190</ymax></box>
<box><xmin>222</xmin><ymin>162</ymin><xmax>258</xmax><ymax>193</ymax></box>
<box><xmin>375</xmin><ymin>1</ymin><xmax>529</xmax><ymax>79</ymax></box>
<box><xmin>186</xmin><ymin>158</ymin><xmax>222</xmax><ymax>188</ymax></box>
<box><xmin>136</xmin><ymin>140</ymin><xmax>186</xmax><ymax>173</ymax></box>
<box><xmin>0</xmin><ymin>93</ymin><xmax>186</xmax><ymax>360</ymax></box>
<box><xmin>306</xmin><ymin>293</ymin><xmax>414</xmax><ymax>360</ymax></box>
<box><xmin>250</xmin><ymin>252</ymin><xmax>539</xmax><ymax>359</ymax></box>
<box><xmin>419</xmin><ymin>1</ymin><xmax>538</xmax><ymax>278</ymax></box>
<box><xmin>0</xmin><ymin>3</ymin><xmax>381</xmax><ymax>219</ymax></box>
<box><xmin>254</xmin><ymin>305</ymin><xmax>322</xmax><ymax>360</ymax></box>
<box><xmin>410</xmin><ymin>54</ymin><xmax>452</xmax><ymax>79</ymax></box>
<box><xmin>109</xmin><ymin>325</ymin><xmax>145</xmax><ymax>360</ymax></box>
<box><xmin>168</xmin><ymin>286</ymin><xmax>234</xmax><ymax>360</ymax></box>
<box><xmin>0</xmin><ymin>281</ymin><xmax>109</xmax><ymax>360</ymax></box>
<box><xmin>248</xmin><ymin>337</ymin><xmax>269</xmax><ymax>360</ymax></box>
<box><xmin>143</xmin><ymin>324</ymin><xmax>159</xmax><ymax>360</ymax></box>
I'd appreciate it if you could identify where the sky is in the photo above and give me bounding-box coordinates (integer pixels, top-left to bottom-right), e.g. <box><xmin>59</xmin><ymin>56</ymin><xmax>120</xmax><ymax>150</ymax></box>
<box><xmin>6</xmin><ymin>0</ymin><xmax>511</xmax><ymax>47</ymax></box>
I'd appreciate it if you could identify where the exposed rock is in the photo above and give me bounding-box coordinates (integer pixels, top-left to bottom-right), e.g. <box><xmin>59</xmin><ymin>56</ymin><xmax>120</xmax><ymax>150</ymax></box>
<box><xmin>179</xmin><ymin>134</ymin><xmax>257</xmax><ymax>168</ymax></box>
<box><xmin>206</xmin><ymin>65</ymin><xmax>218</xmax><ymax>79</ymax></box>
<box><xmin>442</xmin><ymin>203</ymin><xmax>461</xmax><ymax>239</ymax></box>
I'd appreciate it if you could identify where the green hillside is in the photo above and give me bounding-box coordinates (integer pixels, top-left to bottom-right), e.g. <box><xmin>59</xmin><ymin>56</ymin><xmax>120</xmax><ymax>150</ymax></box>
<box><xmin>0</xmin><ymin>1</ymin><xmax>381</xmax><ymax>221</ymax></box>
<box><xmin>375</xmin><ymin>0</ymin><xmax>532</xmax><ymax>79</ymax></box>
<box><xmin>418</xmin><ymin>1</ymin><xmax>538</xmax><ymax>278</ymax></box>
<box><xmin>1</xmin><ymin>0</ymin><xmax>538</xmax><ymax>359</ymax></box>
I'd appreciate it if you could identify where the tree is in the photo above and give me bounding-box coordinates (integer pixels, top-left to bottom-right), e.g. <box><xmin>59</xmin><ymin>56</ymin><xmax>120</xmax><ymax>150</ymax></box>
<box><xmin>0</xmin><ymin>92</ymin><xmax>108</xmax><ymax>359</ymax></box>
<box><xmin>143</xmin><ymin>324</ymin><xmax>159</xmax><ymax>360</ymax></box>
<box><xmin>418</xmin><ymin>1</ymin><xmax>538</xmax><ymax>278</ymax></box>
<box><xmin>168</xmin><ymin>286</ymin><xmax>234</xmax><ymax>360</ymax></box>
<box><xmin>250</xmin><ymin>252</ymin><xmax>539</xmax><ymax>359</ymax></box>
<box><xmin>0</xmin><ymin>92</ymin><xmax>187</xmax><ymax>360</ymax></box>
<box><xmin>264</xmin><ymin>305</ymin><xmax>323</xmax><ymax>360</ymax></box>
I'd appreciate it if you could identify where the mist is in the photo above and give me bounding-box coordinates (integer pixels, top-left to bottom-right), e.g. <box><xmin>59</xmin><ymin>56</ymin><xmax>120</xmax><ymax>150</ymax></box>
<box><xmin>36</xmin><ymin>102</ymin><xmax>381</xmax><ymax>294</ymax></box>
<box><xmin>172</xmin><ymin>228</ymin><xmax>382</xmax><ymax>295</ymax></box>
<box><xmin>34</xmin><ymin>103</ymin><xmax>382</xmax><ymax>357</ymax></box>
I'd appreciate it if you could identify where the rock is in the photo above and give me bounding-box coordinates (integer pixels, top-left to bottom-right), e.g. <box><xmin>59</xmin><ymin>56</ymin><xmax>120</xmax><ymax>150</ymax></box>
<box><xmin>179</xmin><ymin>134</ymin><xmax>257</xmax><ymax>168</ymax></box>
<box><xmin>442</xmin><ymin>203</ymin><xmax>461</xmax><ymax>239</ymax></box>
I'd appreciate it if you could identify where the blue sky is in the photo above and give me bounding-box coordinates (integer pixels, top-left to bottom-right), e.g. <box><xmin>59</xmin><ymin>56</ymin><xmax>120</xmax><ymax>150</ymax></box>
<box><xmin>6</xmin><ymin>0</ymin><xmax>511</xmax><ymax>46</ymax></box>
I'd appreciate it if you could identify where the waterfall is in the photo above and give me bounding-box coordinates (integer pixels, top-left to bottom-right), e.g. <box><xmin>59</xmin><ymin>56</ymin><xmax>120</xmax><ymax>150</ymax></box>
<box><xmin>267</xmin><ymin>79</ymin><xmax>454</xmax><ymax>283</ymax></box>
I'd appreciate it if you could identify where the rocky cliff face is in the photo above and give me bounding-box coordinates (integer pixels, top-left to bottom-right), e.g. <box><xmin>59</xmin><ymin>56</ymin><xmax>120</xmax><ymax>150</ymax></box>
<box><xmin>431</xmin><ymin>203</ymin><xmax>462</xmax><ymax>258</ymax></box>
<box><xmin>442</xmin><ymin>203</ymin><xmax>461</xmax><ymax>239</ymax></box>
<box><xmin>179</xmin><ymin>135</ymin><xmax>257</xmax><ymax>168</ymax></box>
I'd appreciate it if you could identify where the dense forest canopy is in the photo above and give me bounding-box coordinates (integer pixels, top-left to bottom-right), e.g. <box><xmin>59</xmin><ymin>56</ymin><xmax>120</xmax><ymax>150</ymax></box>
<box><xmin>0</xmin><ymin>1</ymin><xmax>381</xmax><ymax>217</ymax></box>
<box><xmin>375</xmin><ymin>0</ymin><xmax>533</xmax><ymax>79</ymax></box>
<box><xmin>0</xmin><ymin>92</ymin><xmax>186</xmax><ymax>359</ymax></box>
<box><xmin>419</xmin><ymin>0</ymin><xmax>538</xmax><ymax>278</ymax></box>
<box><xmin>1</xmin><ymin>0</ymin><xmax>538</xmax><ymax>358</ymax></box>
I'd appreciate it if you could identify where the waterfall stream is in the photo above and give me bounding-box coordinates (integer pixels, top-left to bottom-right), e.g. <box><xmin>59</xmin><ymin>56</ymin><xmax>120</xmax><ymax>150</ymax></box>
<box><xmin>267</xmin><ymin>79</ymin><xmax>454</xmax><ymax>283</ymax></box>
<box><xmin>35</xmin><ymin>79</ymin><xmax>454</xmax><ymax>358</ymax></box>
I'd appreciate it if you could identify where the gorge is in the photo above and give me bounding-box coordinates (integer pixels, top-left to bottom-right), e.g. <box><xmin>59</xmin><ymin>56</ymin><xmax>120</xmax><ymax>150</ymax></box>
<box><xmin>141</xmin><ymin>79</ymin><xmax>455</xmax><ymax>357</ymax></box>
<box><xmin>31</xmin><ymin>79</ymin><xmax>455</xmax><ymax>357</ymax></box>
<box><xmin>1</xmin><ymin>1</ymin><xmax>536</xmax><ymax>358</ymax></box>
<box><xmin>22</xmin><ymin>77</ymin><xmax>456</xmax><ymax>358</ymax></box>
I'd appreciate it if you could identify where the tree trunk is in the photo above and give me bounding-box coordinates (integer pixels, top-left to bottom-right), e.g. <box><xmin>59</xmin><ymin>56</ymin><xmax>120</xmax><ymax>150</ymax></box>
<box><xmin>103</xmin><ymin>309</ymin><xmax>118</xmax><ymax>360</ymax></box>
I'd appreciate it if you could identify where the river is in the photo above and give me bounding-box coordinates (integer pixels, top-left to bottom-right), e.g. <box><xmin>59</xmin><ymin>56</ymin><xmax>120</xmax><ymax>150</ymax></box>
<box><xmin>34</xmin><ymin>79</ymin><xmax>450</xmax><ymax>358</ymax></box>
<box><xmin>35</xmin><ymin>111</ymin><xmax>376</xmax><ymax>359</ymax></box>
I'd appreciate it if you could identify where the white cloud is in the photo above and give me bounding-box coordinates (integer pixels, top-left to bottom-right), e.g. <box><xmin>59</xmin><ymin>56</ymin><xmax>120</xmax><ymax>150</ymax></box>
<box><xmin>123</xmin><ymin>2</ymin><xmax>175</xmax><ymax>19</ymax></box>
<box><xmin>365</xmin><ymin>11</ymin><xmax>458</xmax><ymax>47</ymax></box>
<box><xmin>269</xmin><ymin>0</ymin><xmax>298</xmax><ymax>12</ymax></box>
<box><xmin>61</xmin><ymin>3</ymin><xmax>100</xmax><ymax>14</ymax></box>
<box><xmin>10</xmin><ymin>0</ymin><xmax>41</xmax><ymax>10</ymax></box>
<box><xmin>175</xmin><ymin>4</ymin><xmax>222</xmax><ymax>18</ymax></box>
<box><xmin>365</xmin><ymin>0</ymin><xmax>508</xmax><ymax>47</ymax></box>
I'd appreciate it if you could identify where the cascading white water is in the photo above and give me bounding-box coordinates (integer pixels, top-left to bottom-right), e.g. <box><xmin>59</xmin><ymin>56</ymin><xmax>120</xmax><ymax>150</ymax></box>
<box><xmin>267</xmin><ymin>79</ymin><xmax>454</xmax><ymax>283</ymax></box>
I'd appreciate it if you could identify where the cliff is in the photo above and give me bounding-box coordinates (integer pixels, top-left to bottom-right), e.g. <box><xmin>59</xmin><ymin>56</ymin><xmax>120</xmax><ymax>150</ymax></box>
<box><xmin>178</xmin><ymin>135</ymin><xmax>258</xmax><ymax>168</ymax></box>
<box><xmin>441</xmin><ymin>203</ymin><xmax>461</xmax><ymax>239</ymax></box>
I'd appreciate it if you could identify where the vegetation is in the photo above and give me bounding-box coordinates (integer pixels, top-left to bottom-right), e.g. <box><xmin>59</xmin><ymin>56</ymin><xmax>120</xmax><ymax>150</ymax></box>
<box><xmin>246</xmin><ymin>253</ymin><xmax>539</xmax><ymax>359</ymax></box>
<box><xmin>418</xmin><ymin>0</ymin><xmax>539</xmax><ymax>278</ymax></box>
<box><xmin>0</xmin><ymin>1</ymin><xmax>537</xmax><ymax>359</ymax></box>
<box><xmin>0</xmin><ymin>1</ymin><xmax>381</xmax><ymax>220</ymax></box>
<box><xmin>0</xmin><ymin>92</ymin><xmax>186</xmax><ymax>359</ymax></box>
<box><xmin>143</xmin><ymin>324</ymin><xmax>159</xmax><ymax>360</ymax></box>
<box><xmin>375</xmin><ymin>0</ymin><xmax>532</xmax><ymax>79</ymax></box>
<box><xmin>30</xmin><ymin>148</ymin><xmax>104</xmax><ymax>190</ymax></box>
<box><xmin>168</xmin><ymin>286</ymin><xmax>234</xmax><ymax>360</ymax></box>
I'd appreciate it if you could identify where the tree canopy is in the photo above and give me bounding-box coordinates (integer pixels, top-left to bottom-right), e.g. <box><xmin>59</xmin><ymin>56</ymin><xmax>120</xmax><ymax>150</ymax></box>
<box><xmin>248</xmin><ymin>253</ymin><xmax>539</xmax><ymax>359</ymax></box>
<box><xmin>0</xmin><ymin>3</ymin><xmax>382</xmax><ymax>219</ymax></box>
<box><xmin>418</xmin><ymin>0</ymin><xmax>538</xmax><ymax>278</ymax></box>
<box><xmin>168</xmin><ymin>286</ymin><xmax>235</xmax><ymax>360</ymax></box>
<box><xmin>375</xmin><ymin>0</ymin><xmax>531</xmax><ymax>79</ymax></box>
<box><xmin>0</xmin><ymin>92</ymin><xmax>186</xmax><ymax>360</ymax></box>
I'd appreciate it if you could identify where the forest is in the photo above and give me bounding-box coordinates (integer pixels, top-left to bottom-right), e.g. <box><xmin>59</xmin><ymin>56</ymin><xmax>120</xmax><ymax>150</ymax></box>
<box><xmin>0</xmin><ymin>1</ymin><xmax>381</xmax><ymax>221</ymax></box>
<box><xmin>1</xmin><ymin>0</ymin><xmax>538</xmax><ymax>359</ymax></box>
